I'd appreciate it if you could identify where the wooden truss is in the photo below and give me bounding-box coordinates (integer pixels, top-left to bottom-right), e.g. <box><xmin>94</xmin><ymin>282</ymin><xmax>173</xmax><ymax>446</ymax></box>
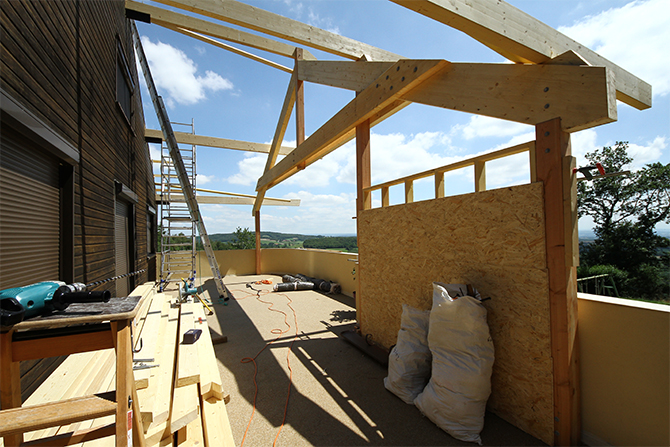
<box><xmin>126</xmin><ymin>1</ymin><xmax>651</xmax><ymax>445</ymax></box>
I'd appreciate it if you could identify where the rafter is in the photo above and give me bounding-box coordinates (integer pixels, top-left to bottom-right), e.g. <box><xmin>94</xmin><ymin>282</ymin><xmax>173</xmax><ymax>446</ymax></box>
<box><xmin>158</xmin><ymin>194</ymin><xmax>299</xmax><ymax>206</ymax></box>
<box><xmin>152</xmin><ymin>0</ymin><xmax>402</xmax><ymax>61</ymax></box>
<box><xmin>256</xmin><ymin>60</ymin><xmax>446</xmax><ymax>192</ymax></box>
<box><xmin>125</xmin><ymin>0</ymin><xmax>315</xmax><ymax>60</ymax></box>
<box><xmin>144</xmin><ymin>129</ymin><xmax>295</xmax><ymax>156</ymax></box>
<box><xmin>391</xmin><ymin>0</ymin><xmax>651</xmax><ymax>110</ymax></box>
<box><xmin>253</xmin><ymin>71</ymin><xmax>298</xmax><ymax>214</ymax></box>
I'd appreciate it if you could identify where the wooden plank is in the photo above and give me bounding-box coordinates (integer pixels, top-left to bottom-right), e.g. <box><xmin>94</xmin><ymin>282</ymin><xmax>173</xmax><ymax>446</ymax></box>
<box><xmin>534</xmin><ymin>118</ymin><xmax>580</xmax><ymax>446</ymax></box>
<box><xmin>391</xmin><ymin>0</ymin><xmax>650</xmax><ymax>110</ymax></box>
<box><xmin>12</xmin><ymin>331</ymin><xmax>115</xmax><ymax>362</ymax></box>
<box><xmin>434</xmin><ymin>172</ymin><xmax>445</xmax><ymax>199</ymax></box>
<box><xmin>152</xmin><ymin>0</ymin><xmax>401</xmax><ymax>61</ymax></box>
<box><xmin>297</xmin><ymin>60</ymin><xmax>394</xmax><ymax>91</ymax></box>
<box><xmin>138</xmin><ymin>300</ymin><xmax>179</xmax><ymax>429</ymax></box>
<box><xmin>256</xmin><ymin>60</ymin><xmax>447</xmax><ymax>191</ymax></box>
<box><xmin>169</xmin><ymin>383</ymin><xmax>199</xmax><ymax>434</ymax></box>
<box><xmin>134</xmin><ymin>294</ymin><xmax>169</xmax><ymax>390</ymax></box>
<box><xmin>0</xmin><ymin>392</ymin><xmax>116</xmax><ymax>437</ymax></box>
<box><xmin>253</xmin><ymin>71</ymin><xmax>298</xmax><ymax>214</ymax></box>
<box><xmin>402</xmin><ymin>62</ymin><xmax>616</xmax><ymax>132</ymax></box>
<box><xmin>125</xmin><ymin>0</ymin><xmax>315</xmax><ymax>60</ymax></box>
<box><xmin>144</xmin><ymin>128</ymin><xmax>295</xmax><ymax>155</ymax></box>
<box><xmin>20</xmin><ymin>423</ymin><xmax>115</xmax><ymax>447</ymax></box>
<box><xmin>176</xmin><ymin>303</ymin><xmax>200</xmax><ymax>388</ymax></box>
<box><xmin>192</xmin><ymin>304</ymin><xmax>224</xmax><ymax>401</ymax></box>
<box><xmin>175</xmin><ymin>413</ymin><xmax>204</xmax><ymax>447</ymax></box>
<box><xmin>255</xmin><ymin>211</ymin><xmax>261</xmax><ymax>275</ymax></box>
<box><xmin>159</xmin><ymin>194</ymin><xmax>300</xmax><ymax>206</ymax></box>
<box><xmin>201</xmin><ymin>397</ymin><xmax>235</xmax><ymax>447</ymax></box>
<box><xmin>404</xmin><ymin>180</ymin><xmax>414</xmax><ymax>204</ymax></box>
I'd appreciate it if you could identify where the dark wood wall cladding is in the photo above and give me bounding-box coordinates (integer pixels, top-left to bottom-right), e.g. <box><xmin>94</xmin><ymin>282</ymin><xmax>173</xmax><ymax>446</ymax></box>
<box><xmin>1</xmin><ymin>0</ymin><xmax>155</xmax><ymax>296</ymax></box>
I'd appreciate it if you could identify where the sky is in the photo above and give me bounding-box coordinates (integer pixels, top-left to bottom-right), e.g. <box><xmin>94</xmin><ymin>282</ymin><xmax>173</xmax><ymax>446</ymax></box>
<box><xmin>135</xmin><ymin>0</ymin><xmax>670</xmax><ymax>236</ymax></box>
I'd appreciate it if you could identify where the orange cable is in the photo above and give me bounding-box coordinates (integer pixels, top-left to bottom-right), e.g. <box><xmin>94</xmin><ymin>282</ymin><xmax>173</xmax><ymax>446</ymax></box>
<box><xmin>237</xmin><ymin>285</ymin><xmax>299</xmax><ymax>447</ymax></box>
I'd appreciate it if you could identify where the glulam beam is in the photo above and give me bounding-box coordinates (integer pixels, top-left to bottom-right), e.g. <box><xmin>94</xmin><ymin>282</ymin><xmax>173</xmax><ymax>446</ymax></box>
<box><xmin>152</xmin><ymin>0</ymin><xmax>402</xmax><ymax>61</ymax></box>
<box><xmin>391</xmin><ymin>0</ymin><xmax>651</xmax><ymax>109</ymax></box>
<box><xmin>144</xmin><ymin>129</ymin><xmax>295</xmax><ymax>156</ymax></box>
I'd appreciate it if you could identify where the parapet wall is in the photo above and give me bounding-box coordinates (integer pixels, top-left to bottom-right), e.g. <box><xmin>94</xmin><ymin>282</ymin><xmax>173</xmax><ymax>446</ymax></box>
<box><xmin>357</xmin><ymin>182</ymin><xmax>554</xmax><ymax>444</ymax></box>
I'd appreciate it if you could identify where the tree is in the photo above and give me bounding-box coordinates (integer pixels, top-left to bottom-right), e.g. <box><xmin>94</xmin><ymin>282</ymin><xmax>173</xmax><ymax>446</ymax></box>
<box><xmin>230</xmin><ymin>227</ymin><xmax>255</xmax><ymax>250</ymax></box>
<box><xmin>578</xmin><ymin>142</ymin><xmax>670</xmax><ymax>300</ymax></box>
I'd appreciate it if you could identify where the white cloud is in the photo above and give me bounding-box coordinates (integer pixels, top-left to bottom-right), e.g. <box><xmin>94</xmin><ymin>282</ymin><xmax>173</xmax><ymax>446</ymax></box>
<box><xmin>627</xmin><ymin>136</ymin><xmax>666</xmax><ymax>169</ymax></box>
<box><xmin>227</xmin><ymin>153</ymin><xmax>266</xmax><ymax>186</ymax></box>
<box><xmin>558</xmin><ymin>0</ymin><xmax>670</xmax><ymax>97</ymax></box>
<box><xmin>456</xmin><ymin>115</ymin><xmax>532</xmax><ymax>140</ymax></box>
<box><xmin>140</xmin><ymin>36</ymin><xmax>233</xmax><ymax>107</ymax></box>
<box><xmin>196</xmin><ymin>174</ymin><xmax>216</xmax><ymax>185</ymax></box>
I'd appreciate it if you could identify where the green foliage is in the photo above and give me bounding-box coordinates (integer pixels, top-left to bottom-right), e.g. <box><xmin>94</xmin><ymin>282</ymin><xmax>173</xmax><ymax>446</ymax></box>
<box><xmin>578</xmin><ymin>142</ymin><xmax>670</xmax><ymax>301</ymax></box>
<box><xmin>303</xmin><ymin>236</ymin><xmax>357</xmax><ymax>252</ymax></box>
<box><xmin>230</xmin><ymin>227</ymin><xmax>255</xmax><ymax>250</ymax></box>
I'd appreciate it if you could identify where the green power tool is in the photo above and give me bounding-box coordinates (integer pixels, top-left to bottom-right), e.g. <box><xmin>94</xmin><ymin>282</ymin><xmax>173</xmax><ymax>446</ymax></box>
<box><xmin>0</xmin><ymin>269</ymin><xmax>145</xmax><ymax>329</ymax></box>
<box><xmin>0</xmin><ymin>282</ymin><xmax>110</xmax><ymax>329</ymax></box>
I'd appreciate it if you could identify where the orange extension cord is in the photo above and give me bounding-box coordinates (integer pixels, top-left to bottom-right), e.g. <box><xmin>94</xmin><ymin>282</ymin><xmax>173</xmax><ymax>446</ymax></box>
<box><xmin>230</xmin><ymin>283</ymin><xmax>299</xmax><ymax>447</ymax></box>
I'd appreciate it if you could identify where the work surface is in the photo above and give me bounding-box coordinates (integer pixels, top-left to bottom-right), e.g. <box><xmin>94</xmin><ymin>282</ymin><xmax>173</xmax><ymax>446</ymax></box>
<box><xmin>204</xmin><ymin>274</ymin><xmax>545</xmax><ymax>446</ymax></box>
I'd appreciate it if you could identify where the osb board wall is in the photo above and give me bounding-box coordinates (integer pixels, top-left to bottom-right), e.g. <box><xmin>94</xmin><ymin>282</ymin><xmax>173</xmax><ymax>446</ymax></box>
<box><xmin>358</xmin><ymin>182</ymin><xmax>554</xmax><ymax>445</ymax></box>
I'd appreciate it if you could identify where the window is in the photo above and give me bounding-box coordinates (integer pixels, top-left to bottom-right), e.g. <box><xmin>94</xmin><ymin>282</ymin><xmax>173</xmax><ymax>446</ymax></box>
<box><xmin>116</xmin><ymin>39</ymin><xmax>134</xmax><ymax>124</ymax></box>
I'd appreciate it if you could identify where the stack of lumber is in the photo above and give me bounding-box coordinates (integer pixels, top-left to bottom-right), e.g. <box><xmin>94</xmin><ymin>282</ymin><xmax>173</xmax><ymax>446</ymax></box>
<box><xmin>6</xmin><ymin>283</ymin><xmax>234</xmax><ymax>447</ymax></box>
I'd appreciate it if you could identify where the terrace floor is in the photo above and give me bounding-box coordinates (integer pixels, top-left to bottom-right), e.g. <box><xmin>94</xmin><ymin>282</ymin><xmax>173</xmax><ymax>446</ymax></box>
<box><xmin>196</xmin><ymin>274</ymin><xmax>545</xmax><ymax>446</ymax></box>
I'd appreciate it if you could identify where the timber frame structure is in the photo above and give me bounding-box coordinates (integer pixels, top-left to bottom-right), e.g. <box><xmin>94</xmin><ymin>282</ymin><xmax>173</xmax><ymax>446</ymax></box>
<box><xmin>125</xmin><ymin>0</ymin><xmax>651</xmax><ymax>445</ymax></box>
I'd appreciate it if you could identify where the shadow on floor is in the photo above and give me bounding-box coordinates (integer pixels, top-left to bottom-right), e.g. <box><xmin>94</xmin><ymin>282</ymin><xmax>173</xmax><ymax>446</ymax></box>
<box><xmin>200</xmin><ymin>276</ymin><xmax>545</xmax><ymax>447</ymax></box>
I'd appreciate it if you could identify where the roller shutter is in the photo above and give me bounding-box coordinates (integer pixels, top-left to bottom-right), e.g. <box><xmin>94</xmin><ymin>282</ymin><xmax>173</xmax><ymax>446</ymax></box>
<box><xmin>0</xmin><ymin>128</ymin><xmax>60</xmax><ymax>289</ymax></box>
<box><xmin>115</xmin><ymin>199</ymin><xmax>130</xmax><ymax>296</ymax></box>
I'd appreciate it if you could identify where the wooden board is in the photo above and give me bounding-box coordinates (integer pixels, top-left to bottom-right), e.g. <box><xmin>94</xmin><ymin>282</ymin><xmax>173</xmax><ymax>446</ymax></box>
<box><xmin>176</xmin><ymin>303</ymin><xmax>200</xmax><ymax>388</ymax></box>
<box><xmin>192</xmin><ymin>304</ymin><xmax>224</xmax><ymax>401</ymax></box>
<box><xmin>170</xmin><ymin>383</ymin><xmax>199</xmax><ymax>434</ymax></box>
<box><xmin>201</xmin><ymin>397</ymin><xmax>235</xmax><ymax>447</ymax></box>
<box><xmin>358</xmin><ymin>182</ymin><xmax>554</xmax><ymax>445</ymax></box>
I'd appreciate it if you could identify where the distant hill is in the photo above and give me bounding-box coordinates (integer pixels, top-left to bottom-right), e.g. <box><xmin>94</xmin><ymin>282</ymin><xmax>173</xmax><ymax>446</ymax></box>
<box><xmin>202</xmin><ymin>231</ymin><xmax>320</xmax><ymax>243</ymax></box>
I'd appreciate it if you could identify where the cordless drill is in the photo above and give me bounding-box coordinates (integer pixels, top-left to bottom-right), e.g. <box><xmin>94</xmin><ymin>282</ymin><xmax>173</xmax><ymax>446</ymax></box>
<box><xmin>0</xmin><ymin>281</ymin><xmax>111</xmax><ymax>329</ymax></box>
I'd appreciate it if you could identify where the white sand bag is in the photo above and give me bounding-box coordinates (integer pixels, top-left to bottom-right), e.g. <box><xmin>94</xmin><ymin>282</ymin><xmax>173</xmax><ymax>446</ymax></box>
<box><xmin>384</xmin><ymin>304</ymin><xmax>431</xmax><ymax>404</ymax></box>
<box><xmin>414</xmin><ymin>282</ymin><xmax>494</xmax><ymax>445</ymax></box>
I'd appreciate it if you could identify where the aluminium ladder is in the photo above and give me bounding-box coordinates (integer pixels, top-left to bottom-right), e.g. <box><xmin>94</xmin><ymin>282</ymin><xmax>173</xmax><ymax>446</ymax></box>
<box><xmin>132</xmin><ymin>23</ymin><xmax>229</xmax><ymax>299</ymax></box>
<box><xmin>159</xmin><ymin>120</ymin><xmax>197</xmax><ymax>291</ymax></box>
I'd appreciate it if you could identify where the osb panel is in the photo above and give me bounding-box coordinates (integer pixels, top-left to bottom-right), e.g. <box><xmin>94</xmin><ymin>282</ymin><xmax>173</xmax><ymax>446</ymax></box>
<box><xmin>358</xmin><ymin>183</ymin><xmax>554</xmax><ymax>445</ymax></box>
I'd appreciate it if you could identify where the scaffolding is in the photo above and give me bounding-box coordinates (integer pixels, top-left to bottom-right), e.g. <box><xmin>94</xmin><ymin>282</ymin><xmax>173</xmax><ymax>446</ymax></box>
<box><xmin>159</xmin><ymin>120</ymin><xmax>197</xmax><ymax>291</ymax></box>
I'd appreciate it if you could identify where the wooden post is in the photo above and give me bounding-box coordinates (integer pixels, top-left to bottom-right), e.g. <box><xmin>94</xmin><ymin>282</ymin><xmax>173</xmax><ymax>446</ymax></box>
<box><xmin>1</xmin><ymin>329</ymin><xmax>23</xmax><ymax>447</ymax></box>
<box><xmin>294</xmin><ymin>48</ymin><xmax>305</xmax><ymax>146</ymax></box>
<box><xmin>356</xmin><ymin>118</ymin><xmax>371</xmax><ymax>325</ymax></box>
<box><xmin>255</xmin><ymin>210</ymin><xmax>261</xmax><ymax>275</ymax></box>
<box><xmin>535</xmin><ymin>118</ymin><xmax>580</xmax><ymax>446</ymax></box>
<box><xmin>113</xmin><ymin>320</ymin><xmax>133</xmax><ymax>447</ymax></box>
<box><xmin>474</xmin><ymin>160</ymin><xmax>486</xmax><ymax>192</ymax></box>
<box><xmin>435</xmin><ymin>171</ymin><xmax>445</xmax><ymax>199</ymax></box>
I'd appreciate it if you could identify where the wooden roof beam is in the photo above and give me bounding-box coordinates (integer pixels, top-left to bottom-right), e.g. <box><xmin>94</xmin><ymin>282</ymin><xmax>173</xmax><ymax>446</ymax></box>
<box><xmin>391</xmin><ymin>0</ymin><xmax>651</xmax><ymax>110</ymax></box>
<box><xmin>152</xmin><ymin>0</ymin><xmax>402</xmax><ymax>61</ymax></box>
<box><xmin>158</xmin><ymin>194</ymin><xmax>300</xmax><ymax>206</ymax></box>
<box><xmin>256</xmin><ymin>60</ymin><xmax>446</xmax><ymax>192</ymax></box>
<box><xmin>402</xmin><ymin>61</ymin><xmax>617</xmax><ymax>132</ymax></box>
<box><xmin>125</xmin><ymin>0</ymin><xmax>315</xmax><ymax>60</ymax></box>
<box><xmin>144</xmin><ymin>128</ymin><xmax>295</xmax><ymax>156</ymax></box>
<box><xmin>297</xmin><ymin>58</ymin><xmax>616</xmax><ymax>132</ymax></box>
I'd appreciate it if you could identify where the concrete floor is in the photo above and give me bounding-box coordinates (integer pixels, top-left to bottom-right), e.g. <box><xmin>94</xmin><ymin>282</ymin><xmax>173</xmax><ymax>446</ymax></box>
<box><xmin>199</xmin><ymin>274</ymin><xmax>545</xmax><ymax>447</ymax></box>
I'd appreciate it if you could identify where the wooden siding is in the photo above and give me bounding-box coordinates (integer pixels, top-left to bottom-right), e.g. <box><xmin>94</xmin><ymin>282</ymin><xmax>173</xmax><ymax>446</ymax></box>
<box><xmin>1</xmin><ymin>0</ymin><xmax>155</xmax><ymax>295</ymax></box>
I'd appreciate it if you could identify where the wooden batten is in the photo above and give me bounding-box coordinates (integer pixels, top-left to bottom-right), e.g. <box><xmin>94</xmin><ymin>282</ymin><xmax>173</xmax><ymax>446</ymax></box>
<box><xmin>176</xmin><ymin>303</ymin><xmax>200</xmax><ymax>388</ymax></box>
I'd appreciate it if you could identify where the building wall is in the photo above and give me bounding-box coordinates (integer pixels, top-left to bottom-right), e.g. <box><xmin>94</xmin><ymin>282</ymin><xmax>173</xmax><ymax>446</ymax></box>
<box><xmin>194</xmin><ymin>248</ymin><xmax>358</xmax><ymax>297</ymax></box>
<box><xmin>1</xmin><ymin>0</ymin><xmax>155</xmax><ymax>295</ymax></box>
<box><xmin>578</xmin><ymin>293</ymin><xmax>670</xmax><ymax>447</ymax></box>
<box><xmin>357</xmin><ymin>182</ymin><xmax>554</xmax><ymax>445</ymax></box>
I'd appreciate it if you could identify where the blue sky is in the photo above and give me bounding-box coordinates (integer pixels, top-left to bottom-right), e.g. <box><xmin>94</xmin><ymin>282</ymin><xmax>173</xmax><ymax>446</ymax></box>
<box><xmin>136</xmin><ymin>0</ymin><xmax>670</xmax><ymax>235</ymax></box>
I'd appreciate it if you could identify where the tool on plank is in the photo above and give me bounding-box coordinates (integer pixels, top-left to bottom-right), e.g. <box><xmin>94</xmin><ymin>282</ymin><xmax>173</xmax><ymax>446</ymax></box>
<box><xmin>0</xmin><ymin>269</ymin><xmax>145</xmax><ymax>329</ymax></box>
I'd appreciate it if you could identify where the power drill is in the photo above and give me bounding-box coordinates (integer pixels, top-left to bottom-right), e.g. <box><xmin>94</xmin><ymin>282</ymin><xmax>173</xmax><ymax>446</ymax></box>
<box><xmin>0</xmin><ymin>282</ymin><xmax>111</xmax><ymax>329</ymax></box>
